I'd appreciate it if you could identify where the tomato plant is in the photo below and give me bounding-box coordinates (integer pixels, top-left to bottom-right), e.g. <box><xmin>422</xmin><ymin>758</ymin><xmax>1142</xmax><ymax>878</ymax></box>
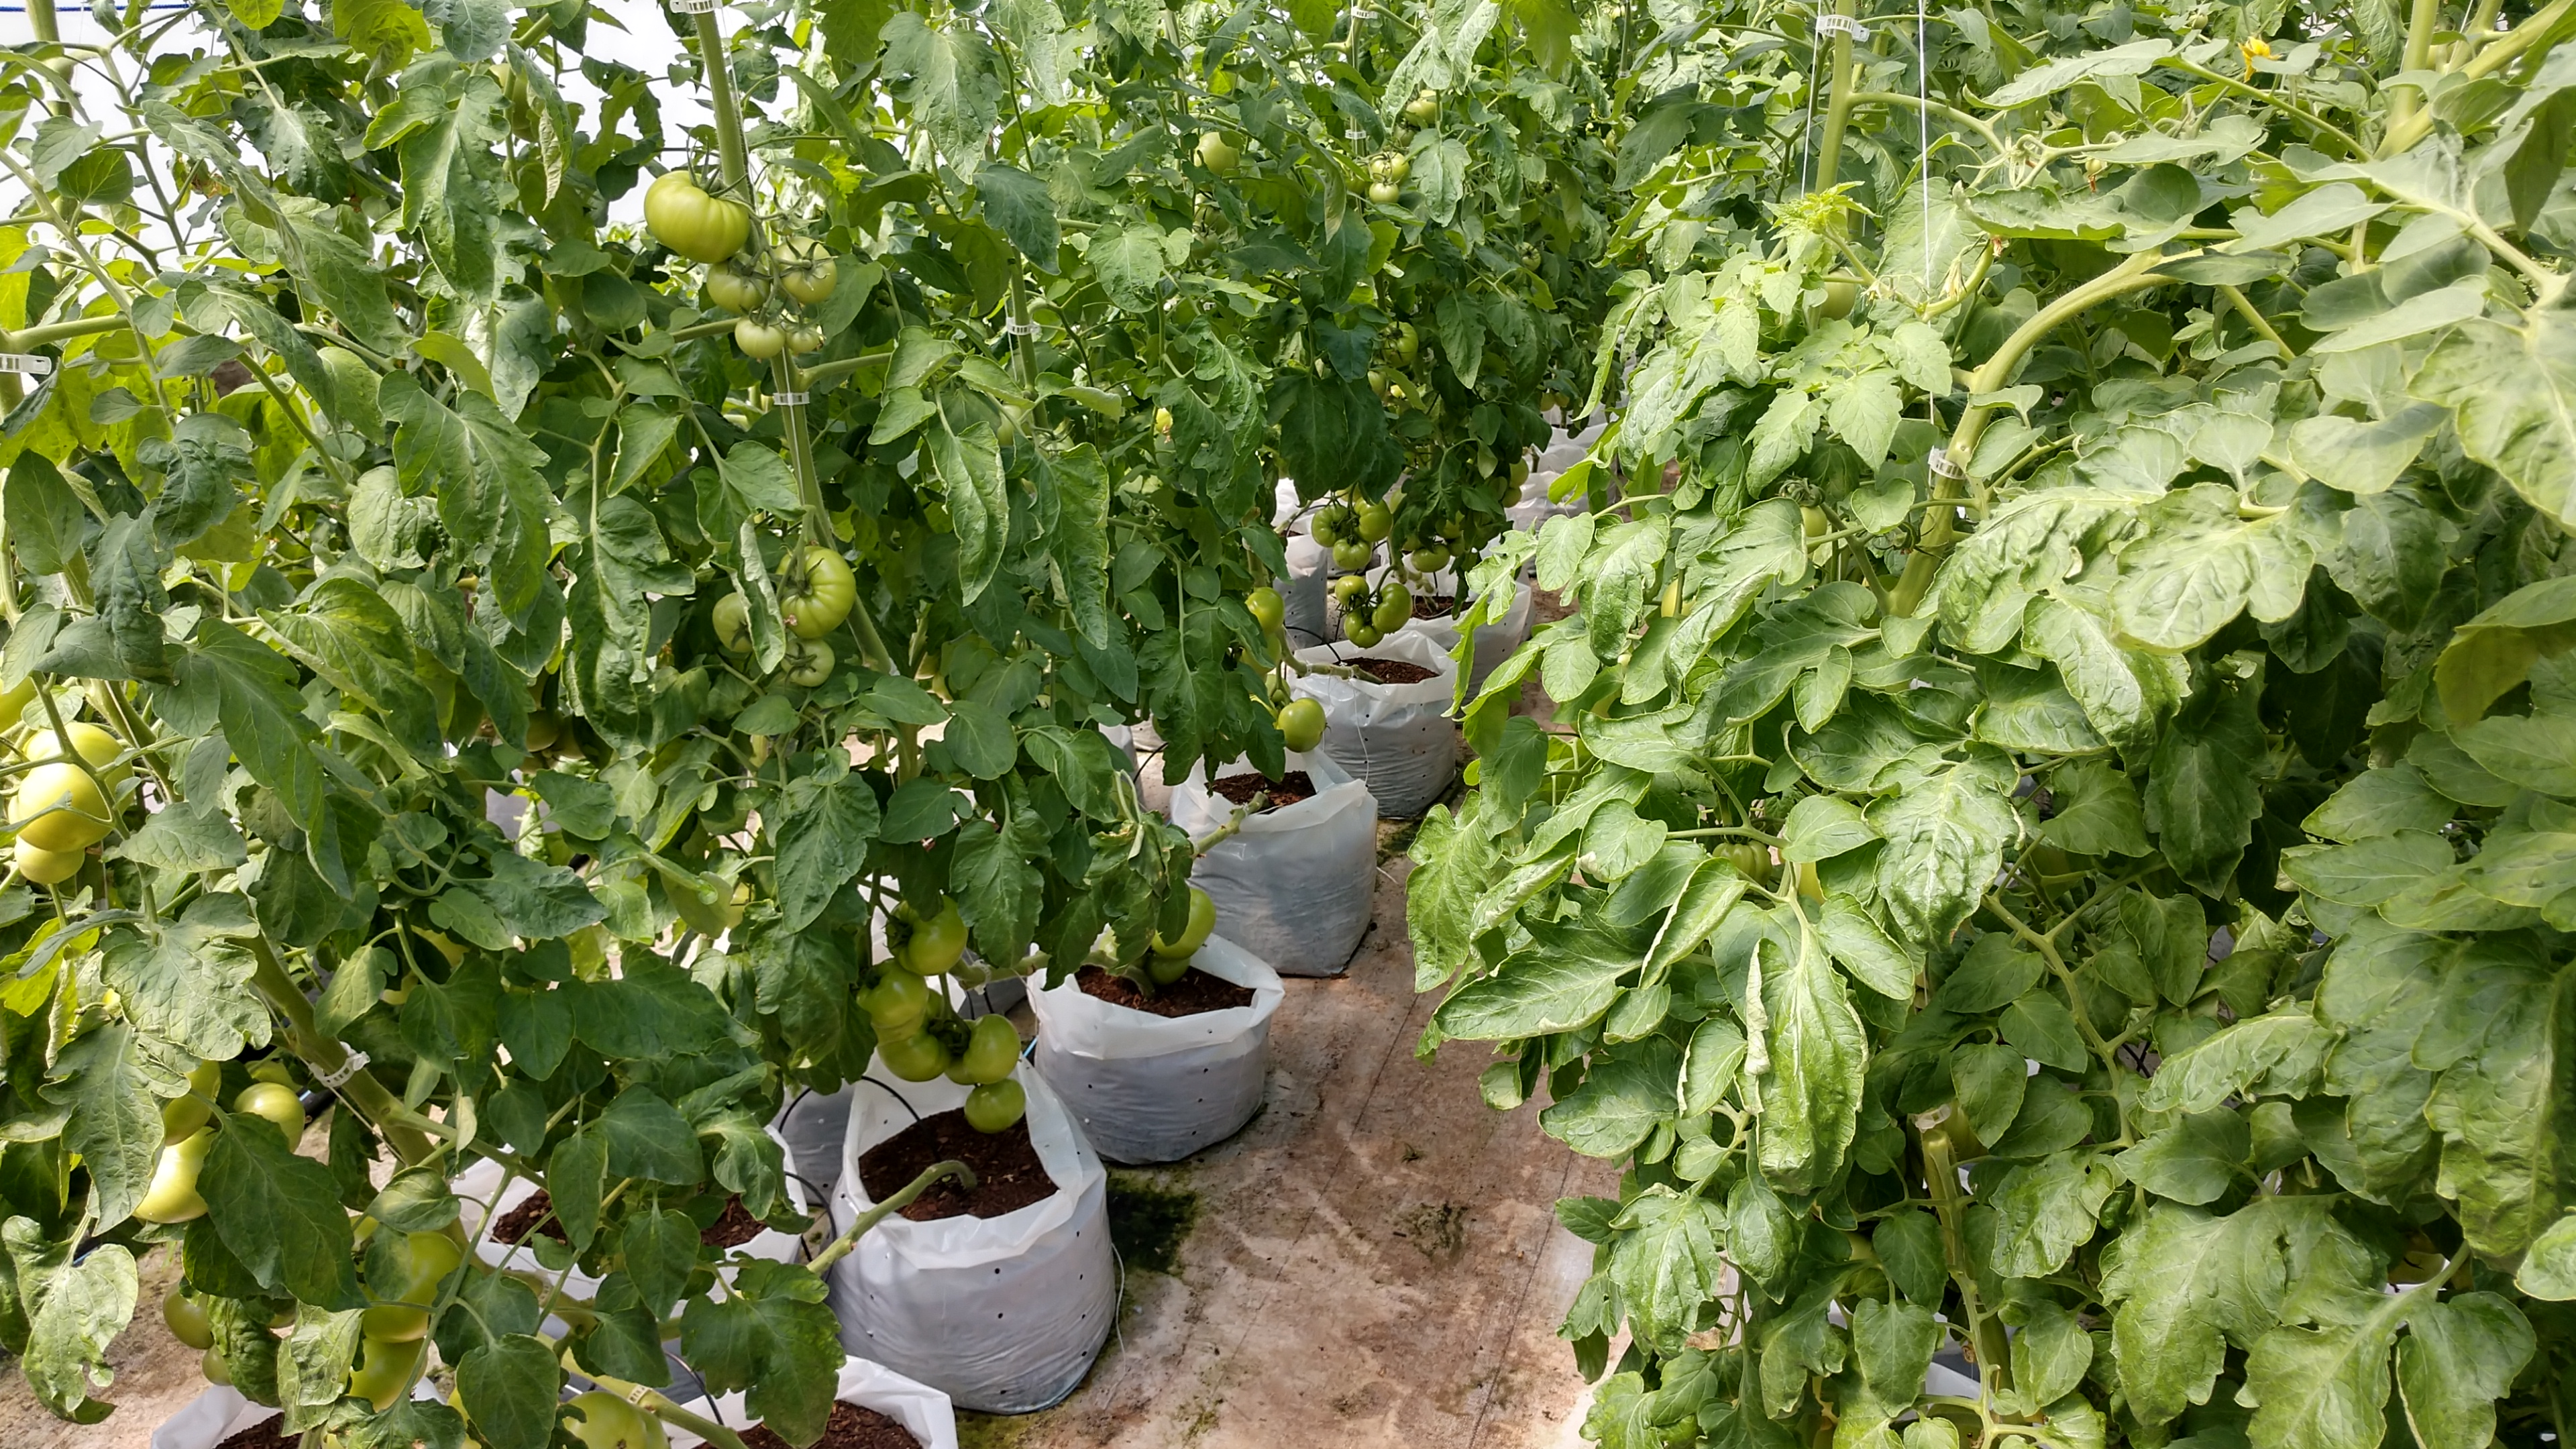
<box><xmin>1415</xmin><ymin>0</ymin><xmax>2576</xmax><ymax>1443</ymax></box>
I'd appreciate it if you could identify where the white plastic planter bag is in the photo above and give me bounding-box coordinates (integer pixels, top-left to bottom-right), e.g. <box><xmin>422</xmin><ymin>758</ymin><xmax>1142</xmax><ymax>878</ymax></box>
<box><xmin>826</xmin><ymin>1065</ymin><xmax>1114</xmax><ymax>1414</ymax></box>
<box><xmin>775</xmin><ymin>1087</ymin><xmax>853</xmax><ymax>1201</ymax></box>
<box><xmin>1168</xmin><ymin>749</ymin><xmax>1376</xmax><ymax>976</ymax></box>
<box><xmin>1280</xmin><ymin>532</ymin><xmax>1331</xmax><ymax>646</ymax></box>
<box><xmin>1028</xmin><ymin>935</ymin><xmax>1283</xmax><ymax>1163</ymax></box>
<box><xmin>154</xmin><ymin>1383</ymin><xmax>437</xmax><ymax>1449</ymax></box>
<box><xmin>666</xmin><ymin>1354</ymin><xmax>960</xmax><ymax>1449</ymax></box>
<box><xmin>458</xmin><ymin>1126</ymin><xmax>809</xmax><ymax>1325</ymax></box>
<box><xmin>1362</xmin><ymin>560</ymin><xmax>1534</xmax><ymax>696</ymax></box>
<box><xmin>1289</xmin><ymin>629</ymin><xmax>1460</xmax><ymax>818</ymax></box>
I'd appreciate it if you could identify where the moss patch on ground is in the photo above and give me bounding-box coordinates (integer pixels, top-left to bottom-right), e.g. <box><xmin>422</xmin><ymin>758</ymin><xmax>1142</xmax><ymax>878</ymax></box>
<box><xmin>1107</xmin><ymin>1173</ymin><xmax>1199</xmax><ymax>1277</ymax></box>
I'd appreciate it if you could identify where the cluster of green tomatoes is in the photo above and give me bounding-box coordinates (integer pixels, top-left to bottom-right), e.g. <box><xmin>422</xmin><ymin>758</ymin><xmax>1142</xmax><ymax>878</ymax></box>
<box><xmin>5</xmin><ymin>704</ymin><xmax>131</xmax><ymax>886</ymax></box>
<box><xmin>710</xmin><ymin>544</ymin><xmax>857</xmax><ymax>687</ymax></box>
<box><xmin>857</xmin><ymin>896</ymin><xmax>1030</xmax><ymax>1132</ymax></box>
<box><xmin>1240</xmin><ymin>586</ymin><xmax>1326</xmax><ymax>752</ymax></box>
<box><xmin>149</xmin><ymin>1061</ymin><xmax>466</xmax><ymax>1413</ymax></box>
<box><xmin>643</xmin><ymin>170</ymin><xmax>841</xmax><ymax>360</ymax></box>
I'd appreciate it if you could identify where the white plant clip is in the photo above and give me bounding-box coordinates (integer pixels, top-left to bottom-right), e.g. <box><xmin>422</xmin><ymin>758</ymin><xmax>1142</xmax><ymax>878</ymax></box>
<box><xmin>1003</xmin><ymin>319</ymin><xmax>1040</xmax><ymax>337</ymax></box>
<box><xmin>0</xmin><ymin>354</ymin><xmax>56</xmax><ymax>378</ymax></box>
<box><xmin>1815</xmin><ymin>13</ymin><xmax>1868</xmax><ymax>38</ymax></box>
<box><xmin>315</xmin><ymin>1051</ymin><xmax>371</xmax><ymax>1089</ymax></box>
<box><xmin>772</xmin><ymin>390</ymin><xmax>809</xmax><ymax>407</ymax></box>
<box><xmin>1927</xmin><ymin>447</ymin><xmax>1966</xmax><ymax>479</ymax></box>
<box><xmin>669</xmin><ymin>0</ymin><xmax>717</xmax><ymax>11</ymax></box>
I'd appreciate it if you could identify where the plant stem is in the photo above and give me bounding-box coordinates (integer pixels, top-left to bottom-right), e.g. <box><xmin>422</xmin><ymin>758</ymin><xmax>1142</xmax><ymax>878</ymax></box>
<box><xmin>808</xmin><ymin>1159</ymin><xmax>975</xmax><ymax>1272</ymax></box>
<box><xmin>1810</xmin><ymin>0</ymin><xmax>1863</xmax><ymax>192</ymax></box>
<box><xmin>2381</xmin><ymin>0</ymin><xmax>2575</xmax><ymax>153</ymax></box>
<box><xmin>247</xmin><ymin>934</ymin><xmax>438</xmax><ymax>1164</ymax></box>
<box><xmin>560</xmin><ymin>1351</ymin><xmax>755</xmax><ymax>1449</ymax></box>
<box><xmin>2392</xmin><ymin>0</ymin><xmax>2445</xmax><ymax>130</ymax></box>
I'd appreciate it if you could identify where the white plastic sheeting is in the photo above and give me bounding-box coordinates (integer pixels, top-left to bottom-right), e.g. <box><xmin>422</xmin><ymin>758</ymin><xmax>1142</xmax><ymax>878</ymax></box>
<box><xmin>1168</xmin><ymin>749</ymin><xmax>1376</xmax><ymax>976</ymax></box>
<box><xmin>1028</xmin><ymin>936</ymin><xmax>1282</xmax><ymax>1163</ymax></box>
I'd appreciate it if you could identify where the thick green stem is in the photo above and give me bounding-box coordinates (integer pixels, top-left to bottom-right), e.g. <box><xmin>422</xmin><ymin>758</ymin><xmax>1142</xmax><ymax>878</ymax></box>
<box><xmin>1886</xmin><ymin>249</ymin><xmax>2185</xmax><ymax>616</ymax></box>
<box><xmin>248</xmin><ymin>935</ymin><xmax>437</xmax><ymax>1164</ymax></box>
<box><xmin>1917</xmin><ymin>1114</ymin><xmax>2012</xmax><ymax>1399</ymax></box>
<box><xmin>2382</xmin><ymin>0</ymin><xmax>2575</xmax><ymax>154</ymax></box>
<box><xmin>2391</xmin><ymin>0</ymin><xmax>2445</xmax><ymax>129</ymax></box>
<box><xmin>808</xmin><ymin>1160</ymin><xmax>975</xmax><ymax>1273</ymax></box>
<box><xmin>560</xmin><ymin>1351</ymin><xmax>755</xmax><ymax>1449</ymax></box>
<box><xmin>1809</xmin><ymin>0</ymin><xmax>1862</xmax><ymax>191</ymax></box>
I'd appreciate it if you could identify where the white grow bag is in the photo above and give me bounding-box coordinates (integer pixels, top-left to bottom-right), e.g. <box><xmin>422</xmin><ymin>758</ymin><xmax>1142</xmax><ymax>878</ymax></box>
<box><xmin>1289</xmin><ymin>629</ymin><xmax>1460</xmax><ymax>818</ymax></box>
<box><xmin>1169</xmin><ymin>749</ymin><xmax>1377</xmax><ymax>976</ymax></box>
<box><xmin>1028</xmin><ymin>936</ymin><xmax>1282</xmax><ymax>1163</ymax></box>
<box><xmin>667</xmin><ymin>1354</ymin><xmax>960</xmax><ymax>1449</ymax></box>
<box><xmin>154</xmin><ymin>1382</ymin><xmax>437</xmax><ymax>1449</ymax></box>
<box><xmin>826</xmin><ymin>1063</ymin><xmax>1114</xmax><ymax>1414</ymax></box>
<box><xmin>457</xmin><ymin>1126</ymin><xmax>810</xmax><ymax>1324</ymax></box>
<box><xmin>1360</xmin><ymin>559</ymin><xmax>1534</xmax><ymax>696</ymax></box>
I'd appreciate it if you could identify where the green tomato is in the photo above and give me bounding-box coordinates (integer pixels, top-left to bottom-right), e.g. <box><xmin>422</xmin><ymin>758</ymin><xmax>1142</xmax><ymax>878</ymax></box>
<box><xmin>643</xmin><ymin>172</ymin><xmax>750</xmax><ymax>264</ymax></box>
<box><xmin>361</xmin><ymin>1230</ymin><xmax>465</xmax><ymax>1342</ymax></box>
<box><xmin>1245</xmin><ymin>586</ymin><xmax>1285</xmax><ymax>634</ymax></box>
<box><xmin>1275</xmin><ymin>698</ymin><xmax>1326</xmax><ymax>753</ymax></box>
<box><xmin>235</xmin><ymin>1081</ymin><xmax>305</xmax><ymax>1144</ymax></box>
<box><xmin>775</xmin><ymin>237</ymin><xmax>839</xmax><ymax>307</ymax></box>
<box><xmin>711</xmin><ymin>592</ymin><xmax>755</xmax><ymax>654</ymax></box>
<box><xmin>962</xmin><ymin>1078</ymin><xmax>1027</xmax><ymax>1134</ymax></box>
<box><xmin>1150</xmin><ymin>886</ymin><xmax>1218</xmax><ymax>959</ymax></box>
<box><xmin>948</xmin><ymin>1014</ymin><xmax>1021</xmax><ymax>1085</ymax></box>
<box><xmin>784</xmin><ymin>637</ymin><xmax>835</xmax><ymax>688</ymax></box>
<box><xmin>566</xmin><ymin>1391</ymin><xmax>667</xmax><ymax>1449</ymax></box>
<box><xmin>1194</xmin><ymin>131</ymin><xmax>1240</xmax><ymax>174</ymax></box>
<box><xmin>14</xmin><ymin>838</ymin><xmax>81</xmax><ymax>885</ymax></box>
<box><xmin>1331</xmin><ymin>573</ymin><xmax>1371</xmax><ymax>606</ymax></box>
<box><xmin>780</xmin><ymin>545</ymin><xmax>857</xmax><ymax>639</ymax></box>
<box><xmin>12</xmin><ymin>760</ymin><xmax>111</xmax><ymax>851</ymax></box>
<box><xmin>1146</xmin><ymin>951</ymin><xmax>1192</xmax><ymax>986</ymax></box>
<box><xmin>1817</xmin><ymin>278</ymin><xmax>1858</xmax><ymax>319</ymax></box>
<box><xmin>1409</xmin><ymin>546</ymin><xmax>1450</xmax><ymax>572</ymax></box>
<box><xmin>1346</xmin><ymin>621</ymin><xmax>1383</xmax><ymax>649</ymax></box>
<box><xmin>1403</xmin><ymin>90</ymin><xmax>1440</xmax><ymax>124</ymax></box>
<box><xmin>1331</xmin><ymin>540</ymin><xmax>1374</xmax><ymax>572</ymax></box>
<box><xmin>136</xmin><ymin>1128</ymin><xmax>213</xmax><ymax>1224</ymax></box>
<box><xmin>860</xmin><ymin>969</ymin><xmax>932</xmax><ymax>1030</ymax></box>
<box><xmin>1354</xmin><ymin>502</ymin><xmax>1393</xmax><ymax>542</ymax></box>
<box><xmin>703</xmin><ymin>263</ymin><xmax>767</xmax><ymax>313</ymax></box>
<box><xmin>734</xmin><ymin>318</ymin><xmax>788</xmax><ymax>360</ymax></box>
<box><xmin>1373</xmin><ymin>592</ymin><xmax>1413</xmax><ymax>635</ymax></box>
<box><xmin>164</xmin><ymin>1059</ymin><xmax>220</xmax><ymax>1144</ymax></box>
<box><xmin>1395</xmin><ymin>323</ymin><xmax>1420</xmax><ymax>363</ymax></box>
<box><xmin>896</xmin><ymin>896</ymin><xmax>969</xmax><ymax>975</ymax></box>
<box><xmin>788</xmin><ymin>325</ymin><xmax>825</xmax><ymax>355</ymax></box>
<box><xmin>878</xmin><ymin>1030</ymin><xmax>951</xmax><ymax>1083</ymax></box>
<box><xmin>164</xmin><ymin>1285</ymin><xmax>214</xmax><ymax>1350</ymax></box>
<box><xmin>348</xmin><ymin>1334</ymin><xmax>425</xmax><ymax>1411</ymax></box>
<box><xmin>200</xmin><ymin>1346</ymin><xmax>232</xmax><ymax>1387</ymax></box>
<box><xmin>1367</xmin><ymin>180</ymin><xmax>1401</xmax><ymax>205</ymax></box>
<box><xmin>1309</xmin><ymin>511</ymin><xmax>1341</xmax><ymax>547</ymax></box>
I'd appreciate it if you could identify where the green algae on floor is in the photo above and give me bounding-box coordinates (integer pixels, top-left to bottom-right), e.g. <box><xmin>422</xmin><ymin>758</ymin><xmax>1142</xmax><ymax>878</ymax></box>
<box><xmin>1106</xmin><ymin>1173</ymin><xmax>1198</xmax><ymax>1277</ymax></box>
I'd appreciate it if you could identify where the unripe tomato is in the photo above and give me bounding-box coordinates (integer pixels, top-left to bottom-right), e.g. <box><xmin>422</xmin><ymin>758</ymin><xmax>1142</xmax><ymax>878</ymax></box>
<box><xmin>136</xmin><ymin>1128</ymin><xmax>213</xmax><ymax>1224</ymax></box>
<box><xmin>521</xmin><ymin>710</ymin><xmax>561</xmax><ymax>753</ymax></box>
<box><xmin>1818</xmin><ymin>278</ymin><xmax>1858</xmax><ymax>319</ymax></box>
<box><xmin>859</xmin><ymin>969</ymin><xmax>932</xmax><ymax>1030</ymax></box>
<box><xmin>1354</xmin><ymin>501</ymin><xmax>1393</xmax><ymax>542</ymax></box>
<box><xmin>1721</xmin><ymin>843</ymin><xmax>1777</xmax><ymax>888</ymax></box>
<box><xmin>780</xmin><ymin>546</ymin><xmax>856</xmax><ymax>639</ymax></box>
<box><xmin>734</xmin><ymin>319</ymin><xmax>788</xmax><ymax>360</ymax></box>
<box><xmin>164</xmin><ymin>1285</ymin><xmax>214</xmax><ymax>1350</ymax></box>
<box><xmin>878</xmin><ymin>1030</ymin><xmax>951</xmax><ymax>1083</ymax></box>
<box><xmin>774</xmin><ymin>237</ymin><xmax>838</xmax><ymax>306</ymax></box>
<box><xmin>711</xmin><ymin>593</ymin><xmax>755</xmax><ymax>654</ymax></box>
<box><xmin>963</xmin><ymin>1078</ymin><xmax>1026</xmax><ymax>1134</ymax></box>
<box><xmin>1803</xmin><ymin>505</ymin><xmax>1832</xmax><ymax>541</ymax></box>
<box><xmin>26</xmin><ymin>722</ymin><xmax>127</xmax><ymax>788</ymax></box>
<box><xmin>347</xmin><ymin>1334</ymin><xmax>426</xmax><ymax>1412</ymax></box>
<box><xmin>788</xmin><ymin>325</ymin><xmax>825</xmax><ymax>355</ymax></box>
<box><xmin>949</xmin><ymin>1014</ymin><xmax>1021</xmax><ymax>1085</ymax></box>
<box><xmin>200</xmin><ymin>1346</ymin><xmax>232</xmax><ymax>1386</ymax></box>
<box><xmin>1373</xmin><ymin>589</ymin><xmax>1413</xmax><ymax>635</ymax></box>
<box><xmin>1146</xmin><ymin>951</ymin><xmax>1192</xmax><ymax>985</ymax></box>
<box><xmin>1410</xmin><ymin>546</ymin><xmax>1450</xmax><ymax>572</ymax></box>
<box><xmin>1330</xmin><ymin>573</ymin><xmax>1371</xmax><ymax>606</ymax></box>
<box><xmin>566</xmin><ymin>1391</ymin><xmax>666</xmax><ymax>1449</ymax></box>
<box><xmin>16</xmin><ymin>839</ymin><xmax>82</xmax><ymax>884</ymax></box>
<box><xmin>235</xmin><ymin>1081</ymin><xmax>306</xmax><ymax>1144</ymax></box>
<box><xmin>1395</xmin><ymin>323</ymin><xmax>1419</xmax><ymax>362</ymax></box>
<box><xmin>703</xmin><ymin>263</ymin><xmax>767</xmax><ymax>314</ymax></box>
<box><xmin>1404</xmin><ymin>90</ymin><xmax>1440</xmax><ymax>124</ymax></box>
<box><xmin>896</xmin><ymin>896</ymin><xmax>968</xmax><ymax>975</ymax></box>
<box><xmin>1346</xmin><ymin>621</ymin><xmax>1383</xmax><ymax>648</ymax></box>
<box><xmin>1368</xmin><ymin>180</ymin><xmax>1401</xmax><ymax>205</ymax></box>
<box><xmin>1194</xmin><ymin>131</ymin><xmax>1240</xmax><ymax>174</ymax></box>
<box><xmin>1332</xmin><ymin>540</ymin><xmax>1373</xmax><ymax>572</ymax></box>
<box><xmin>1245</xmin><ymin>587</ymin><xmax>1285</xmax><ymax>633</ymax></box>
<box><xmin>13</xmin><ymin>761</ymin><xmax>111</xmax><ymax>851</ymax></box>
<box><xmin>164</xmin><ymin>1059</ymin><xmax>221</xmax><ymax>1144</ymax></box>
<box><xmin>1150</xmin><ymin>886</ymin><xmax>1217</xmax><ymax>959</ymax></box>
<box><xmin>1309</xmin><ymin>511</ymin><xmax>1341</xmax><ymax>546</ymax></box>
<box><xmin>361</xmin><ymin>1230</ymin><xmax>465</xmax><ymax>1342</ymax></box>
<box><xmin>0</xmin><ymin>678</ymin><xmax>32</xmax><ymax>731</ymax></box>
<box><xmin>1276</xmin><ymin>698</ymin><xmax>1326</xmax><ymax>752</ymax></box>
<box><xmin>643</xmin><ymin>172</ymin><xmax>750</xmax><ymax>264</ymax></box>
<box><xmin>783</xmin><ymin>637</ymin><xmax>835</xmax><ymax>688</ymax></box>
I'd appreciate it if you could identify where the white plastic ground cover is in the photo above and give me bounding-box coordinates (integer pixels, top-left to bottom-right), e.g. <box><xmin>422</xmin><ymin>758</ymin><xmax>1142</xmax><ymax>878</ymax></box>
<box><xmin>1167</xmin><ymin>749</ymin><xmax>1376</xmax><ymax>976</ymax></box>
<box><xmin>665</xmin><ymin>1353</ymin><xmax>960</xmax><ymax>1449</ymax></box>
<box><xmin>825</xmin><ymin>1063</ymin><xmax>1114</xmax><ymax>1414</ymax></box>
<box><xmin>1289</xmin><ymin>629</ymin><xmax>1460</xmax><ymax>818</ymax></box>
<box><xmin>1028</xmin><ymin>935</ymin><xmax>1282</xmax><ymax>1163</ymax></box>
<box><xmin>457</xmin><ymin>1125</ymin><xmax>810</xmax><ymax>1320</ymax></box>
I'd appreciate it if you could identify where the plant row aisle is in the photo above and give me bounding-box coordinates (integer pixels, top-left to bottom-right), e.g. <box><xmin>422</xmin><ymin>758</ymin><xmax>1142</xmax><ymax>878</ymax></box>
<box><xmin>1411</xmin><ymin>0</ymin><xmax>2576</xmax><ymax>1444</ymax></box>
<box><xmin>0</xmin><ymin>0</ymin><xmax>1622</xmax><ymax>1440</ymax></box>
